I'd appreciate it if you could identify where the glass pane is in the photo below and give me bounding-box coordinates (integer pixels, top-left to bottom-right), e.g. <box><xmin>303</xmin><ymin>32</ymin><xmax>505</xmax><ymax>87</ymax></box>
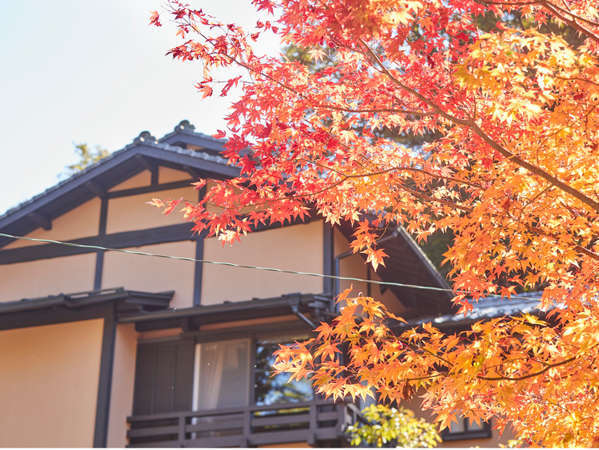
<box><xmin>468</xmin><ymin>418</ymin><xmax>484</xmax><ymax>431</ymax></box>
<box><xmin>254</xmin><ymin>340</ymin><xmax>313</xmax><ymax>406</ymax></box>
<box><xmin>197</xmin><ymin>339</ymin><xmax>249</xmax><ymax>410</ymax></box>
<box><xmin>448</xmin><ymin>415</ymin><xmax>466</xmax><ymax>433</ymax></box>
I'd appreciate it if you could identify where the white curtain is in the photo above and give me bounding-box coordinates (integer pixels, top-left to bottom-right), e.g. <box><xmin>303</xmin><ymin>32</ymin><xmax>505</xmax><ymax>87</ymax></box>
<box><xmin>197</xmin><ymin>339</ymin><xmax>250</xmax><ymax>410</ymax></box>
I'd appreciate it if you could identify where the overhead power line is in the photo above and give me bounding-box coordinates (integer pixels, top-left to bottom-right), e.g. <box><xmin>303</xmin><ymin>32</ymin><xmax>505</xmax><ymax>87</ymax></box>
<box><xmin>0</xmin><ymin>232</ymin><xmax>544</xmax><ymax>303</ymax></box>
<box><xmin>0</xmin><ymin>232</ymin><xmax>455</xmax><ymax>293</ymax></box>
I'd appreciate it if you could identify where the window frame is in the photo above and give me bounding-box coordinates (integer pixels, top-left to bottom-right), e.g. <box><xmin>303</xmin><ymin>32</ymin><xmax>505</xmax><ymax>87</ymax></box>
<box><xmin>192</xmin><ymin>328</ymin><xmax>314</xmax><ymax>411</ymax></box>
<box><xmin>252</xmin><ymin>335</ymin><xmax>315</xmax><ymax>407</ymax></box>
<box><xmin>192</xmin><ymin>337</ymin><xmax>252</xmax><ymax>411</ymax></box>
<box><xmin>441</xmin><ymin>417</ymin><xmax>492</xmax><ymax>441</ymax></box>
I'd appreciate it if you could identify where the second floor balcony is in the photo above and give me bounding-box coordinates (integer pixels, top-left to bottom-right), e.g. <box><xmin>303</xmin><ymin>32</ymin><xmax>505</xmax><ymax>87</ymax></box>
<box><xmin>126</xmin><ymin>316</ymin><xmax>360</xmax><ymax>447</ymax></box>
<box><xmin>127</xmin><ymin>399</ymin><xmax>360</xmax><ymax>447</ymax></box>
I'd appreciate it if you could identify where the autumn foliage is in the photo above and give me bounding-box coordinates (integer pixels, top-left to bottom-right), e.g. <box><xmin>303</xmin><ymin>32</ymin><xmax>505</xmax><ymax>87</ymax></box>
<box><xmin>151</xmin><ymin>0</ymin><xmax>599</xmax><ymax>446</ymax></box>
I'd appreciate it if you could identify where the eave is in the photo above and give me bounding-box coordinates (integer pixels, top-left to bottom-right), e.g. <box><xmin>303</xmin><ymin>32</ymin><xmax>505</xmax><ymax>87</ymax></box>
<box><xmin>0</xmin><ymin>131</ymin><xmax>238</xmax><ymax>248</ymax></box>
<box><xmin>120</xmin><ymin>292</ymin><xmax>331</xmax><ymax>331</ymax></box>
<box><xmin>337</xmin><ymin>221</ymin><xmax>455</xmax><ymax>317</ymax></box>
<box><xmin>0</xmin><ymin>287</ymin><xmax>174</xmax><ymax>330</ymax></box>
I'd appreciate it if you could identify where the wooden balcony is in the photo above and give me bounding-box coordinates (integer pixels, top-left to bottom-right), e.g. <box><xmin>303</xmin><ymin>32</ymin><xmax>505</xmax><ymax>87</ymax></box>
<box><xmin>127</xmin><ymin>399</ymin><xmax>359</xmax><ymax>447</ymax></box>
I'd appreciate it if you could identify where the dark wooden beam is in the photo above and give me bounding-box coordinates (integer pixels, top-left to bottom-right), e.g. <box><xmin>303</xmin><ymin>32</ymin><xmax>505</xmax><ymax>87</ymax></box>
<box><xmin>28</xmin><ymin>212</ymin><xmax>52</xmax><ymax>230</ymax></box>
<box><xmin>182</xmin><ymin>165</ymin><xmax>201</xmax><ymax>180</ymax></box>
<box><xmin>193</xmin><ymin>239</ymin><xmax>204</xmax><ymax>307</ymax></box>
<box><xmin>190</xmin><ymin>321</ymin><xmax>310</xmax><ymax>343</ymax></box>
<box><xmin>94</xmin><ymin>198</ymin><xmax>108</xmax><ymax>291</ymax></box>
<box><xmin>322</xmin><ymin>222</ymin><xmax>334</xmax><ymax>295</ymax></box>
<box><xmin>85</xmin><ymin>180</ymin><xmax>106</xmax><ymax>198</ymax></box>
<box><xmin>93</xmin><ymin>305</ymin><xmax>117</xmax><ymax>448</ymax></box>
<box><xmin>0</xmin><ymin>213</ymin><xmax>314</xmax><ymax>266</ymax></box>
<box><xmin>135</xmin><ymin>154</ymin><xmax>154</xmax><ymax>172</ymax></box>
<box><xmin>94</xmin><ymin>252</ymin><xmax>105</xmax><ymax>292</ymax></box>
<box><xmin>0</xmin><ymin>222</ymin><xmax>197</xmax><ymax>265</ymax></box>
<box><xmin>98</xmin><ymin>197</ymin><xmax>108</xmax><ymax>234</ymax></box>
<box><xmin>126</xmin><ymin>294</ymin><xmax>325</xmax><ymax>332</ymax></box>
<box><xmin>193</xmin><ymin>186</ymin><xmax>206</xmax><ymax>306</ymax></box>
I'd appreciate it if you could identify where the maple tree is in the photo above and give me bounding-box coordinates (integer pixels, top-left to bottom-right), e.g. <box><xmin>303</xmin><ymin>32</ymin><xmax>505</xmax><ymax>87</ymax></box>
<box><xmin>151</xmin><ymin>0</ymin><xmax>599</xmax><ymax>446</ymax></box>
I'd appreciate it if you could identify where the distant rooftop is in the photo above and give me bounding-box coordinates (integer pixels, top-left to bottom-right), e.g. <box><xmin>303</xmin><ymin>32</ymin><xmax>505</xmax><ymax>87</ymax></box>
<box><xmin>401</xmin><ymin>291</ymin><xmax>545</xmax><ymax>328</ymax></box>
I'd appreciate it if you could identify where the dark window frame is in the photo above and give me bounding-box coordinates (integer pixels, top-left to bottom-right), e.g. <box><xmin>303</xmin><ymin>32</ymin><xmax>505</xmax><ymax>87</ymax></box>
<box><xmin>441</xmin><ymin>417</ymin><xmax>492</xmax><ymax>441</ymax></box>
<box><xmin>252</xmin><ymin>336</ymin><xmax>314</xmax><ymax>407</ymax></box>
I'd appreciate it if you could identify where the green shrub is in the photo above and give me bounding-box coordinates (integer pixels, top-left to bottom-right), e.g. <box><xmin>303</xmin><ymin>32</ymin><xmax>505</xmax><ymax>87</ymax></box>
<box><xmin>347</xmin><ymin>404</ymin><xmax>441</xmax><ymax>448</ymax></box>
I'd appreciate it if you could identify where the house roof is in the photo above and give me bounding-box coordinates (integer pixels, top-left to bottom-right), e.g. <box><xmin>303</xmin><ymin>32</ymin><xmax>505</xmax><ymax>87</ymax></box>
<box><xmin>158</xmin><ymin>119</ymin><xmax>227</xmax><ymax>153</ymax></box>
<box><xmin>401</xmin><ymin>291</ymin><xmax>544</xmax><ymax>329</ymax></box>
<box><xmin>376</xmin><ymin>227</ymin><xmax>453</xmax><ymax>316</ymax></box>
<box><xmin>336</xmin><ymin>223</ymin><xmax>454</xmax><ymax>316</ymax></box>
<box><xmin>0</xmin><ymin>121</ymin><xmax>237</xmax><ymax>248</ymax></box>
<box><xmin>0</xmin><ymin>120</ymin><xmax>454</xmax><ymax>316</ymax></box>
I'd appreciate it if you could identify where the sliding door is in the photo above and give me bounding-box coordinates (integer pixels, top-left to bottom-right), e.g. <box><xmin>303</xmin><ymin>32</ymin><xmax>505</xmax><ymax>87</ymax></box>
<box><xmin>132</xmin><ymin>339</ymin><xmax>195</xmax><ymax>415</ymax></box>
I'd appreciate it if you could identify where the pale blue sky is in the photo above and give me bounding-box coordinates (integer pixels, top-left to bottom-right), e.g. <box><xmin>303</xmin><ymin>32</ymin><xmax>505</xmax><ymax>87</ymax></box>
<box><xmin>0</xmin><ymin>0</ymin><xmax>279</xmax><ymax>214</ymax></box>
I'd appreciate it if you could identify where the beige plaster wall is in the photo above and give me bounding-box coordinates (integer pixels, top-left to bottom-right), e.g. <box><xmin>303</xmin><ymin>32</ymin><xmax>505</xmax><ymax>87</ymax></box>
<box><xmin>159</xmin><ymin>167</ymin><xmax>192</xmax><ymax>183</ymax></box>
<box><xmin>201</xmin><ymin>221</ymin><xmax>323</xmax><ymax>304</ymax></box>
<box><xmin>0</xmin><ymin>253</ymin><xmax>96</xmax><ymax>302</ymax></box>
<box><xmin>109</xmin><ymin>171</ymin><xmax>151</xmax><ymax>192</ymax></box>
<box><xmin>102</xmin><ymin>241</ymin><xmax>195</xmax><ymax>309</ymax></box>
<box><xmin>0</xmin><ymin>319</ymin><xmax>103</xmax><ymax>447</ymax></box>
<box><xmin>4</xmin><ymin>198</ymin><xmax>101</xmax><ymax>249</ymax></box>
<box><xmin>106</xmin><ymin>186</ymin><xmax>197</xmax><ymax>234</ymax></box>
<box><xmin>107</xmin><ymin>323</ymin><xmax>138</xmax><ymax>448</ymax></box>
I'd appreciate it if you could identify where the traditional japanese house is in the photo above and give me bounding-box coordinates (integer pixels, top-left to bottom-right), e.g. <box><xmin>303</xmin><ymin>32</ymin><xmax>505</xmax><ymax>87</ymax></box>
<box><xmin>0</xmin><ymin>120</ymin><xmax>506</xmax><ymax>447</ymax></box>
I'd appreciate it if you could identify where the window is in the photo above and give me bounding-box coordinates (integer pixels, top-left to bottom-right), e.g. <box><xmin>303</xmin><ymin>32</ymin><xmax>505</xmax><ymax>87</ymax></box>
<box><xmin>254</xmin><ymin>338</ymin><xmax>313</xmax><ymax>406</ymax></box>
<box><xmin>192</xmin><ymin>336</ymin><xmax>313</xmax><ymax>411</ymax></box>
<box><xmin>442</xmin><ymin>413</ymin><xmax>492</xmax><ymax>441</ymax></box>
<box><xmin>194</xmin><ymin>339</ymin><xmax>251</xmax><ymax>410</ymax></box>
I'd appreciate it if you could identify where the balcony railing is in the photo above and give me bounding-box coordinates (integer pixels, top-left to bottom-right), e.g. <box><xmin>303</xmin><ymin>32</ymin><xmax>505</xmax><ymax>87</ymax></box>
<box><xmin>127</xmin><ymin>399</ymin><xmax>359</xmax><ymax>447</ymax></box>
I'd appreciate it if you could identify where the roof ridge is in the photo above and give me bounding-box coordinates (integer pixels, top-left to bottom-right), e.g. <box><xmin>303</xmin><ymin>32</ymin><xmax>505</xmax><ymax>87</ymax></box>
<box><xmin>0</xmin><ymin>124</ymin><xmax>231</xmax><ymax>221</ymax></box>
<box><xmin>158</xmin><ymin>119</ymin><xmax>227</xmax><ymax>145</ymax></box>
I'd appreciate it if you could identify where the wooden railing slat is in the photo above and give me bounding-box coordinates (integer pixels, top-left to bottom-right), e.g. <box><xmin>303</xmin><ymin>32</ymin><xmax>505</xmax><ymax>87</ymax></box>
<box><xmin>127</xmin><ymin>400</ymin><xmax>352</xmax><ymax>447</ymax></box>
<box><xmin>251</xmin><ymin>412</ymin><xmax>310</xmax><ymax>427</ymax></box>
<box><xmin>127</xmin><ymin>425</ymin><xmax>179</xmax><ymax>438</ymax></box>
<box><xmin>185</xmin><ymin>419</ymin><xmax>243</xmax><ymax>433</ymax></box>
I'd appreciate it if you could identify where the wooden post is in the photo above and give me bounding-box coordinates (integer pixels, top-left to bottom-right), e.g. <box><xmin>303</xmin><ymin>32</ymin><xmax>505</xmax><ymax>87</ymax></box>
<box><xmin>178</xmin><ymin>413</ymin><xmax>186</xmax><ymax>447</ymax></box>
<box><xmin>308</xmin><ymin>399</ymin><xmax>318</xmax><ymax>446</ymax></box>
<box><xmin>243</xmin><ymin>407</ymin><xmax>251</xmax><ymax>447</ymax></box>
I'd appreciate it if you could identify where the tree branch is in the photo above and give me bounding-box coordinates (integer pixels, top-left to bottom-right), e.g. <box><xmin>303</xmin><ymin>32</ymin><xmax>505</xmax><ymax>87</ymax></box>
<box><xmin>478</xmin><ymin>354</ymin><xmax>577</xmax><ymax>381</ymax></box>
<box><xmin>540</xmin><ymin>1</ymin><xmax>599</xmax><ymax>43</ymax></box>
<box><xmin>357</xmin><ymin>39</ymin><xmax>599</xmax><ymax>213</ymax></box>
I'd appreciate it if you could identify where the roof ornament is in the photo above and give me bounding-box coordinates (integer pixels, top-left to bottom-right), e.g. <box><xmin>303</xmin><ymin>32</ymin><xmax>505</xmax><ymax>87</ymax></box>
<box><xmin>133</xmin><ymin>130</ymin><xmax>157</xmax><ymax>144</ymax></box>
<box><xmin>175</xmin><ymin>119</ymin><xmax>196</xmax><ymax>132</ymax></box>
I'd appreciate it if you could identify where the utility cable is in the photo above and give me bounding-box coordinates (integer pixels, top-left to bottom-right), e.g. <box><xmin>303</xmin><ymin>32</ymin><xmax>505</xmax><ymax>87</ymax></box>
<box><xmin>0</xmin><ymin>232</ymin><xmax>454</xmax><ymax>292</ymax></box>
<box><xmin>0</xmin><ymin>232</ymin><xmax>545</xmax><ymax>302</ymax></box>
